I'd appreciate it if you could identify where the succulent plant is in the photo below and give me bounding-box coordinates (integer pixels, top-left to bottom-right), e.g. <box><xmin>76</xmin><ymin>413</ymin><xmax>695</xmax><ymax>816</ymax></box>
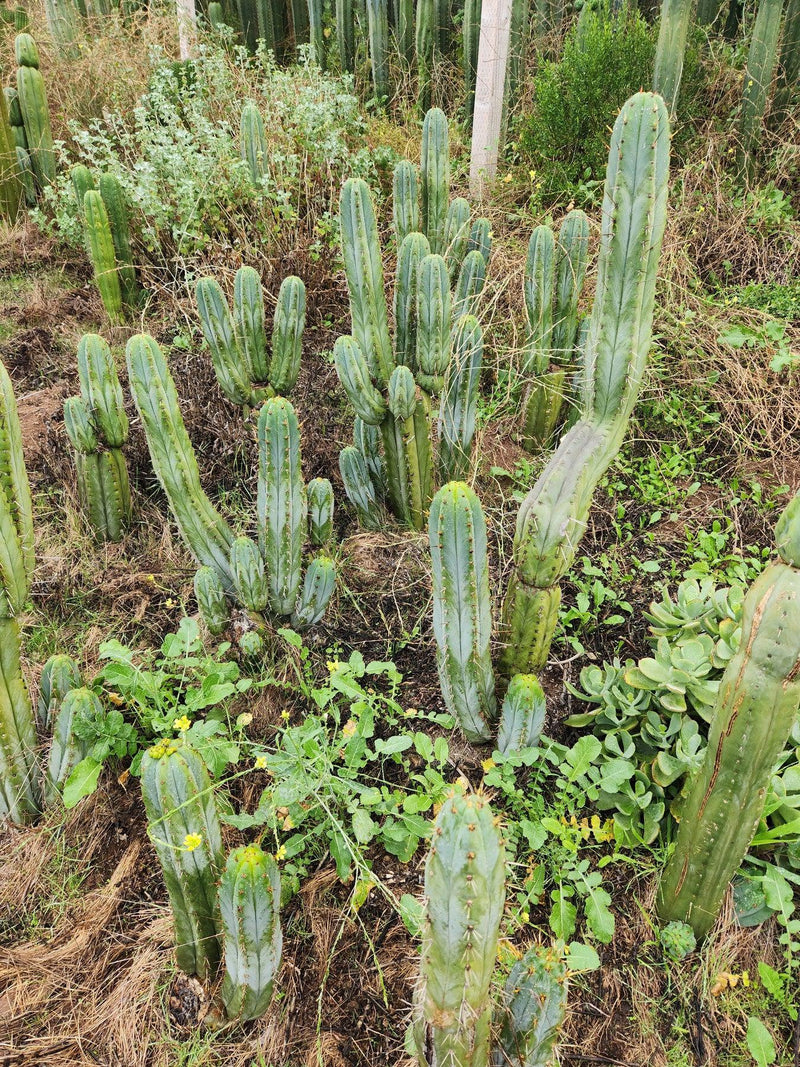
<box><xmin>240</xmin><ymin>102</ymin><xmax>268</xmax><ymax>185</ymax></box>
<box><xmin>652</xmin><ymin>0</ymin><xmax>693</xmax><ymax>117</ymax></box>
<box><xmin>37</xmin><ymin>654</ymin><xmax>82</xmax><ymax>733</ymax></box>
<box><xmin>493</xmin><ymin>945</ymin><xmax>567</xmax><ymax>1067</ymax></box>
<box><xmin>43</xmin><ymin>687</ymin><xmax>96</xmax><ymax>806</ymax></box>
<box><xmin>64</xmin><ymin>334</ymin><xmax>132</xmax><ymax>542</ymax></box>
<box><xmin>82</xmin><ymin>191</ymin><xmax>123</xmax><ymax>323</ymax></box>
<box><xmin>658</xmin><ymin>921</ymin><xmax>696</xmax><ymax>961</ymax></box>
<box><xmin>195</xmin><ymin>267</ymin><xmax>305</xmax><ymax>410</ymax></box>
<box><xmin>0</xmin><ymin>87</ymin><xmax>21</xmax><ymax>222</ymax></box>
<box><xmin>140</xmin><ymin>738</ymin><xmax>224</xmax><ymax>979</ymax></box>
<box><xmin>15</xmin><ymin>33</ymin><xmax>55</xmax><ymax>187</ymax></box>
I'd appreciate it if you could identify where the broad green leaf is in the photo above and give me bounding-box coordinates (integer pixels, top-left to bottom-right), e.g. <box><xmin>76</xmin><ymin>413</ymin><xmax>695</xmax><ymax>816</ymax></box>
<box><xmin>62</xmin><ymin>756</ymin><xmax>103</xmax><ymax>809</ymax></box>
<box><xmin>745</xmin><ymin>1017</ymin><xmax>775</xmax><ymax>1067</ymax></box>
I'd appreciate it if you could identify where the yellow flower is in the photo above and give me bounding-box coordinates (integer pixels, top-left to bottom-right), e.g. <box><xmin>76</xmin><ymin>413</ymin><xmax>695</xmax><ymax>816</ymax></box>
<box><xmin>481</xmin><ymin>757</ymin><xmax>495</xmax><ymax>772</ymax></box>
<box><xmin>502</xmin><ymin>173</ymin><xmax>512</xmax><ymax>183</ymax></box>
<box><xmin>107</xmin><ymin>691</ymin><xmax>125</xmax><ymax>707</ymax></box>
<box><xmin>275</xmin><ymin>844</ymin><xmax>287</xmax><ymax>861</ymax></box>
<box><xmin>183</xmin><ymin>832</ymin><xmax>202</xmax><ymax>852</ymax></box>
<box><xmin>280</xmin><ymin>709</ymin><xmax>290</xmax><ymax>721</ymax></box>
<box><xmin>404</xmin><ymin>707</ymin><xmax>418</xmax><ymax>717</ymax></box>
<box><xmin>254</xmin><ymin>755</ymin><xmax>267</xmax><ymax>770</ymax></box>
<box><xmin>174</xmin><ymin>715</ymin><xmax>191</xmax><ymax>732</ymax></box>
<box><xmin>166</xmin><ymin>597</ymin><xmax>176</xmax><ymax>608</ymax></box>
<box><xmin>521</xmin><ymin>910</ymin><xmax>530</xmax><ymax>923</ymax></box>
<box><xmin>326</xmin><ymin>659</ymin><xmax>341</xmax><ymax>672</ymax></box>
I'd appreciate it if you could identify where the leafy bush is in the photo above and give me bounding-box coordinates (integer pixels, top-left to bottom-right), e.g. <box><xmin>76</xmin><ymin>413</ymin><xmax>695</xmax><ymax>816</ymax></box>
<box><xmin>518</xmin><ymin>6</ymin><xmax>655</xmax><ymax>204</ymax></box>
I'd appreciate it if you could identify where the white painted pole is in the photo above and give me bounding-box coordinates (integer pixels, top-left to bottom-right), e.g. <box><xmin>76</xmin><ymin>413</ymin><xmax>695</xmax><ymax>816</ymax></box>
<box><xmin>177</xmin><ymin>0</ymin><xmax>197</xmax><ymax>60</ymax></box>
<box><xmin>469</xmin><ymin>0</ymin><xmax>512</xmax><ymax>197</ymax></box>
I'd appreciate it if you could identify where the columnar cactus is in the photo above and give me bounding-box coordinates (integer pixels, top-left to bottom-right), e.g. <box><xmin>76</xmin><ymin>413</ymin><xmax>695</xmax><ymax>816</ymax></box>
<box><xmin>415</xmin><ymin>0</ymin><xmax>434</xmax><ymax>114</ymax></box>
<box><xmin>240</xmin><ymin>103</ymin><xmax>269</xmax><ymax>186</ymax></box>
<box><xmin>366</xmin><ymin>0</ymin><xmax>390</xmax><ymax>102</ymax></box>
<box><xmin>219</xmin><ymin>844</ymin><xmax>282</xmax><ymax>1021</ymax></box>
<box><xmin>128</xmin><ymin>335</ymin><xmax>334</xmax><ymax>630</ymax></box>
<box><xmin>0</xmin><ymin>88</ymin><xmax>21</xmax><ymax>222</ymax></box>
<box><xmin>736</xmin><ymin>0</ymin><xmax>785</xmax><ymax>178</ymax></box>
<box><xmin>44</xmin><ymin>0</ymin><xmax>81</xmax><ymax>57</ymax></box>
<box><xmin>463</xmin><ymin>0</ymin><xmax>481</xmax><ymax>129</ymax></box>
<box><xmin>43</xmin><ymin>687</ymin><xmax>95</xmax><ymax>806</ymax></box>
<box><xmin>64</xmin><ymin>334</ymin><xmax>132</xmax><ymax>542</ymax></box>
<box><xmin>493</xmin><ymin>946</ymin><xmax>568</xmax><ymax>1067</ymax></box>
<box><xmin>421</xmin><ymin>108</ymin><xmax>449</xmax><ymax>256</ymax></box>
<box><xmin>140</xmin><ymin>739</ymin><xmax>224</xmax><ymax>979</ymax></box>
<box><xmin>37</xmin><ymin>653</ymin><xmax>81</xmax><ymax>732</ymax></box>
<box><xmin>83</xmin><ymin>191</ymin><xmax>123</xmax><ymax>323</ymax></box>
<box><xmin>428</xmin><ymin>482</ymin><xmax>495</xmax><ymax>743</ymax></box>
<box><xmin>195</xmin><ymin>267</ymin><xmax>305</xmax><ymax>409</ymax></box>
<box><xmin>437</xmin><ymin>314</ymin><xmax>483</xmax><ymax>484</ymax></box>
<box><xmin>652</xmin><ymin>0</ymin><xmax>693</xmax><ymax>117</ymax></box>
<box><xmin>501</xmin><ymin>92</ymin><xmax>670</xmax><ymax>677</ymax></box>
<box><xmin>98</xmin><ymin>173</ymin><xmax>138</xmax><ymax>310</ymax></box>
<box><xmin>336</xmin><ymin>176</ymin><xmax>485</xmax><ymax>530</ymax></box>
<box><xmin>657</xmin><ymin>489</ymin><xmax>800</xmax><ymax>939</ymax></box>
<box><xmin>413</xmin><ymin>791</ymin><xmax>505</xmax><ymax>1066</ymax></box>
<box><xmin>496</xmin><ymin>674</ymin><xmax>546</xmax><ymax>756</ymax></box>
<box><xmin>15</xmin><ymin>34</ymin><xmax>55</xmax><ymax>187</ymax></box>
<box><xmin>307</xmin><ymin>477</ymin><xmax>334</xmax><ymax>544</ymax></box>
<box><xmin>336</xmin><ymin>0</ymin><xmax>355</xmax><ymax>71</ymax></box>
<box><xmin>0</xmin><ymin>358</ymin><xmax>38</xmax><ymax>823</ymax></box>
<box><xmin>522</xmin><ymin>210</ymin><xmax>589</xmax><ymax>451</ymax></box>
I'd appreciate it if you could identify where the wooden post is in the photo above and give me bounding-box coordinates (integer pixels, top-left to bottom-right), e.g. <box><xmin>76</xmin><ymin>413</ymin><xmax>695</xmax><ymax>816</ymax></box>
<box><xmin>469</xmin><ymin>0</ymin><xmax>512</xmax><ymax>196</ymax></box>
<box><xmin>177</xmin><ymin>0</ymin><xmax>197</xmax><ymax>60</ymax></box>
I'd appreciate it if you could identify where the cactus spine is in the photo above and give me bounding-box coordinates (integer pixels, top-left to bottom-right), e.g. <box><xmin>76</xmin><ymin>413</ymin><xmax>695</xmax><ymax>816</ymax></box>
<box><xmin>126</xmin><ymin>334</ymin><xmax>237</xmax><ymax>586</ymax></box>
<box><xmin>83</xmin><ymin>191</ymin><xmax>123</xmax><ymax>324</ymax></box>
<box><xmin>522</xmin><ymin>210</ymin><xmax>589</xmax><ymax>451</ymax></box>
<box><xmin>219</xmin><ymin>844</ymin><xmax>282</xmax><ymax>1021</ymax></box>
<box><xmin>653</xmin><ymin>0</ymin><xmax>693</xmax><ymax>117</ymax></box>
<box><xmin>501</xmin><ymin>93</ymin><xmax>670</xmax><ymax>677</ymax></box>
<box><xmin>0</xmin><ymin>358</ymin><xmax>38</xmax><ymax>823</ymax></box>
<box><xmin>657</xmin><ymin>490</ymin><xmax>800</xmax><ymax>939</ymax></box>
<box><xmin>140</xmin><ymin>739</ymin><xmax>223</xmax><ymax>979</ymax></box>
<box><xmin>493</xmin><ymin>946</ymin><xmax>567</xmax><ymax>1067</ymax></box>
<box><xmin>414</xmin><ymin>791</ymin><xmax>505</xmax><ymax>1066</ymax></box>
<box><xmin>64</xmin><ymin>334</ymin><xmax>131</xmax><ymax>542</ymax></box>
<box><xmin>15</xmin><ymin>34</ymin><xmax>55</xmax><ymax>187</ymax></box>
<box><xmin>240</xmin><ymin>103</ymin><xmax>269</xmax><ymax>186</ymax></box>
<box><xmin>736</xmin><ymin>0</ymin><xmax>785</xmax><ymax>178</ymax></box>
<box><xmin>428</xmin><ymin>483</ymin><xmax>494</xmax><ymax>743</ymax></box>
<box><xmin>195</xmin><ymin>267</ymin><xmax>305</xmax><ymax>409</ymax></box>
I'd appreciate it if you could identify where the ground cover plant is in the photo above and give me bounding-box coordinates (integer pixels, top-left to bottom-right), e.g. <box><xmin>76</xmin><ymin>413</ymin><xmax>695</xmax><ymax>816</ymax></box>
<box><xmin>0</xmin><ymin>1</ymin><xmax>799</xmax><ymax>1065</ymax></box>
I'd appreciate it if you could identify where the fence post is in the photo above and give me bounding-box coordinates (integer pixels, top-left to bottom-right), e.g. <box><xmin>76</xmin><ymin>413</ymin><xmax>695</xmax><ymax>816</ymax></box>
<box><xmin>469</xmin><ymin>0</ymin><xmax>513</xmax><ymax>196</ymax></box>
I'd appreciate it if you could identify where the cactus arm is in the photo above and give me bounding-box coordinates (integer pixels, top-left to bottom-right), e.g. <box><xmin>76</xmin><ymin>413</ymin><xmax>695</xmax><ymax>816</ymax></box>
<box><xmin>269</xmin><ymin>275</ymin><xmax>305</xmax><ymax>394</ymax></box>
<box><xmin>0</xmin><ymin>87</ymin><xmax>21</xmax><ymax>222</ymax></box>
<box><xmin>552</xmin><ymin>209</ymin><xmax>589</xmax><ymax>362</ymax></box>
<box><xmin>736</xmin><ymin>0</ymin><xmax>785</xmax><ymax>178</ymax></box>
<box><xmin>437</xmin><ymin>314</ymin><xmax>482</xmax><ymax>484</ymax></box>
<box><xmin>0</xmin><ymin>359</ymin><xmax>34</xmax><ymax>602</ymax></box>
<box><xmin>257</xmin><ymin>397</ymin><xmax>307</xmax><ymax>616</ymax></box>
<box><xmin>420</xmin><ymin>108</ymin><xmax>449</xmax><ymax>255</ymax></box>
<box><xmin>195</xmin><ymin>277</ymin><xmax>253</xmax><ymax>407</ymax></box>
<box><xmin>230</xmin><ymin>535</ymin><xmax>269</xmax><ymax>613</ymax></box>
<box><xmin>452</xmin><ymin>249</ymin><xmax>487</xmax><ymax>321</ymax></box>
<box><xmin>234</xmin><ymin>266</ymin><xmax>270</xmax><ymax>386</ymax></box>
<box><xmin>415</xmin><ymin>253</ymin><xmax>451</xmax><ymax>396</ymax></box>
<box><xmin>493</xmin><ymin>946</ymin><xmax>567</xmax><ymax>1067</ymax></box>
<box><xmin>240</xmin><ymin>103</ymin><xmax>269</xmax><ymax>185</ymax></box>
<box><xmin>496</xmin><ymin>673</ymin><xmax>546</xmax><ymax>756</ymax></box>
<box><xmin>333</xmin><ymin>336</ymin><xmax>387</xmax><ymax>425</ymax></box>
<box><xmin>652</xmin><ymin>0</ymin><xmax>693</xmax><ymax>117</ymax></box>
<box><xmin>140</xmin><ymin>740</ymin><xmax>223</xmax><ymax>979</ymax></box>
<box><xmin>339</xmin><ymin>445</ymin><xmax>383</xmax><ymax>530</ymax></box>
<box><xmin>416</xmin><ymin>0</ymin><xmax>434</xmax><ymax>114</ymax></box>
<box><xmin>522</xmin><ymin>225</ymin><xmax>555</xmax><ymax>378</ymax></box>
<box><xmin>194</xmin><ymin>566</ymin><xmax>231</xmax><ymax>636</ymax></box>
<box><xmin>44</xmin><ymin>687</ymin><xmax>95</xmax><ymax>806</ymax></box>
<box><xmin>340</xmin><ymin>178</ymin><xmax>393</xmax><ymax>385</ymax></box>
<box><xmin>37</xmin><ymin>654</ymin><xmax>81</xmax><ymax>733</ymax></box>
<box><xmin>442</xmin><ymin>197</ymin><xmax>471</xmax><ymax>285</ymax></box>
<box><xmin>0</xmin><ymin>618</ymin><xmax>39</xmax><ymax>821</ymax></box>
<box><xmin>354</xmin><ymin>416</ymin><xmax>386</xmax><ymax>497</ymax></box>
<box><xmin>336</xmin><ymin>0</ymin><xmax>355</xmax><ymax>71</ymax></box>
<box><xmin>415</xmin><ymin>792</ymin><xmax>505</xmax><ymax>1065</ymax></box>
<box><xmin>77</xmin><ymin>335</ymin><xmax>129</xmax><ymax>448</ymax></box>
<box><xmin>126</xmin><ymin>335</ymin><xmax>236</xmax><ymax>587</ymax></box>
<box><xmin>220</xmin><ymin>845</ymin><xmax>282</xmax><ymax>1022</ymax></box>
<box><xmin>429</xmin><ymin>483</ymin><xmax>495</xmax><ymax>743</ymax></box>
<box><xmin>366</xmin><ymin>0</ymin><xmax>390</xmax><ymax>102</ymax></box>
<box><xmin>581</xmin><ymin>93</ymin><xmax>671</xmax><ymax>426</ymax></box>
<box><xmin>307</xmin><ymin>477</ymin><xmax>334</xmax><ymax>545</ymax></box>
<box><xmin>463</xmin><ymin>0</ymin><xmax>481</xmax><ymax>129</ymax></box>
<box><xmin>387</xmin><ymin>366</ymin><xmax>433</xmax><ymax>532</ymax></box>
<box><xmin>394</xmin><ymin>232</ymin><xmax>431</xmax><ymax>372</ymax></box>
<box><xmin>97</xmin><ymin>173</ymin><xmax>138</xmax><ymax>310</ymax></box>
<box><xmin>291</xmin><ymin>554</ymin><xmax>336</xmax><ymax>629</ymax></box>
<box><xmin>15</xmin><ymin>47</ymin><xmax>55</xmax><ymax>186</ymax></box>
<box><xmin>393</xmin><ymin>160</ymin><xmax>420</xmax><ymax>245</ymax></box>
<box><xmin>83</xmin><ymin>191</ymin><xmax>123</xmax><ymax>324</ymax></box>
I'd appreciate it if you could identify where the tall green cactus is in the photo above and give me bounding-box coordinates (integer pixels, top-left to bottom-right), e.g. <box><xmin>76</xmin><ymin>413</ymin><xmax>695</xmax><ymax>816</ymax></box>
<box><xmin>366</xmin><ymin>0</ymin><xmax>390</xmax><ymax>102</ymax></box>
<box><xmin>657</xmin><ymin>490</ymin><xmax>800</xmax><ymax>939</ymax></box>
<box><xmin>240</xmin><ymin>103</ymin><xmax>269</xmax><ymax>186</ymax></box>
<box><xmin>522</xmin><ymin>210</ymin><xmax>589</xmax><ymax>451</ymax></box>
<box><xmin>140</xmin><ymin>739</ymin><xmax>223</xmax><ymax>979</ymax></box>
<box><xmin>652</xmin><ymin>0</ymin><xmax>693</xmax><ymax>117</ymax></box>
<box><xmin>415</xmin><ymin>0</ymin><xmax>434</xmax><ymax>114</ymax></box>
<box><xmin>15</xmin><ymin>34</ymin><xmax>55</xmax><ymax>187</ymax></box>
<box><xmin>219</xmin><ymin>844</ymin><xmax>282</xmax><ymax>1021</ymax></box>
<box><xmin>194</xmin><ymin>565</ymin><xmax>231</xmax><ymax>635</ymax></box>
<box><xmin>0</xmin><ymin>358</ymin><xmax>38</xmax><ymax>823</ymax></box>
<box><xmin>463</xmin><ymin>0</ymin><xmax>481</xmax><ymax>129</ymax></box>
<box><xmin>736</xmin><ymin>0</ymin><xmax>785</xmax><ymax>178</ymax></box>
<box><xmin>413</xmin><ymin>791</ymin><xmax>505</xmax><ymax>1066</ymax></box>
<box><xmin>44</xmin><ymin>0</ymin><xmax>81</xmax><ymax>57</ymax></box>
<box><xmin>428</xmin><ymin>482</ymin><xmax>495</xmax><ymax>743</ymax></box>
<box><xmin>126</xmin><ymin>334</ymin><xmax>237</xmax><ymax>586</ymax></box>
<box><xmin>437</xmin><ymin>314</ymin><xmax>483</xmax><ymax>483</ymax></box>
<box><xmin>98</xmin><ymin>173</ymin><xmax>138</xmax><ymax>310</ymax></box>
<box><xmin>307</xmin><ymin>0</ymin><xmax>326</xmax><ymax>67</ymax></box>
<box><xmin>421</xmin><ymin>108</ymin><xmax>449</xmax><ymax>256</ymax></box>
<box><xmin>0</xmin><ymin>88</ymin><xmax>21</xmax><ymax>222</ymax></box>
<box><xmin>336</xmin><ymin>0</ymin><xmax>355</xmax><ymax>70</ymax></box>
<box><xmin>493</xmin><ymin>946</ymin><xmax>567</xmax><ymax>1067</ymax></box>
<box><xmin>501</xmin><ymin>92</ymin><xmax>670</xmax><ymax>677</ymax></box>
<box><xmin>37</xmin><ymin>653</ymin><xmax>81</xmax><ymax>732</ymax></box>
<box><xmin>195</xmin><ymin>267</ymin><xmax>305</xmax><ymax>409</ymax></box>
<box><xmin>43</xmin><ymin>687</ymin><xmax>95</xmax><ymax>806</ymax></box>
<box><xmin>83</xmin><ymin>191</ymin><xmax>124</xmax><ymax>324</ymax></box>
<box><xmin>64</xmin><ymin>334</ymin><xmax>131</xmax><ymax>542</ymax></box>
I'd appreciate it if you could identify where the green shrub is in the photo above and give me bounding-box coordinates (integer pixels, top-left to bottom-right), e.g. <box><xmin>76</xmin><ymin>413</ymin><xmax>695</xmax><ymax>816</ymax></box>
<box><xmin>518</xmin><ymin>7</ymin><xmax>656</xmax><ymax>204</ymax></box>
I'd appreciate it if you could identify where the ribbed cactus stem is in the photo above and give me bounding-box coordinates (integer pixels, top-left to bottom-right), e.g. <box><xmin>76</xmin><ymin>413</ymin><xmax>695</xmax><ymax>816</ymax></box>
<box><xmin>220</xmin><ymin>844</ymin><xmax>283</xmax><ymax>1021</ymax></box>
<box><xmin>240</xmin><ymin>103</ymin><xmax>269</xmax><ymax>186</ymax></box>
<box><xmin>496</xmin><ymin>673</ymin><xmax>546</xmax><ymax>755</ymax></box>
<box><xmin>83</xmin><ymin>191</ymin><xmax>123</xmax><ymax>324</ymax></box>
<box><xmin>493</xmin><ymin>946</ymin><xmax>567</xmax><ymax>1067</ymax></box>
<box><xmin>269</xmin><ymin>275</ymin><xmax>305</xmax><ymax>394</ymax></box>
<box><xmin>394</xmin><ymin>231</ymin><xmax>431</xmax><ymax>372</ymax></box>
<box><xmin>0</xmin><ymin>358</ymin><xmax>38</xmax><ymax>823</ymax></box>
<box><xmin>339</xmin><ymin>445</ymin><xmax>383</xmax><ymax>530</ymax></box>
<box><xmin>257</xmin><ymin>397</ymin><xmax>307</xmax><ymax>616</ymax></box>
<box><xmin>194</xmin><ymin>566</ymin><xmax>230</xmax><ymax>636</ymax></box>
<box><xmin>291</xmin><ymin>553</ymin><xmax>336</xmax><ymax>629</ymax></box>
<box><xmin>366</xmin><ymin>0</ymin><xmax>390</xmax><ymax>103</ymax></box>
<box><xmin>416</xmin><ymin>0</ymin><xmax>434</xmax><ymax>114</ymax></box>
<box><xmin>414</xmin><ymin>791</ymin><xmax>505</xmax><ymax>1066</ymax></box>
<box><xmin>657</xmin><ymin>490</ymin><xmax>800</xmax><ymax>939</ymax></box>
<box><xmin>736</xmin><ymin>0</ymin><xmax>784</xmax><ymax>179</ymax></box>
<box><xmin>126</xmin><ymin>334</ymin><xmax>236</xmax><ymax>587</ymax></box>
<box><xmin>307</xmin><ymin>477</ymin><xmax>334</xmax><ymax>545</ymax></box>
<box><xmin>463</xmin><ymin>0</ymin><xmax>481</xmax><ymax>129</ymax></box>
<box><xmin>44</xmin><ymin>687</ymin><xmax>95</xmax><ymax>806</ymax></box>
<box><xmin>437</xmin><ymin>314</ymin><xmax>482</xmax><ymax>483</ymax></box>
<box><xmin>421</xmin><ymin>108</ymin><xmax>449</xmax><ymax>256</ymax></box>
<box><xmin>653</xmin><ymin>0</ymin><xmax>693</xmax><ymax>117</ymax></box>
<box><xmin>140</xmin><ymin>739</ymin><xmax>224</xmax><ymax>979</ymax></box>
<box><xmin>429</xmin><ymin>482</ymin><xmax>495</xmax><ymax>743</ymax></box>
<box><xmin>98</xmin><ymin>172</ymin><xmax>138</xmax><ymax>310</ymax></box>
<box><xmin>15</xmin><ymin>34</ymin><xmax>55</xmax><ymax>187</ymax></box>
<box><xmin>393</xmin><ymin>160</ymin><xmax>420</xmax><ymax>246</ymax></box>
<box><xmin>502</xmin><ymin>93</ymin><xmax>670</xmax><ymax>676</ymax></box>
<box><xmin>37</xmin><ymin>653</ymin><xmax>81</xmax><ymax>732</ymax></box>
<box><xmin>336</xmin><ymin>0</ymin><xmax>355</xmax><ymax>71</ymax></box>
<box><xmin>0</xmin><ymin>88</ymin><xmax>21</xmax><ymax>222</ymax></box>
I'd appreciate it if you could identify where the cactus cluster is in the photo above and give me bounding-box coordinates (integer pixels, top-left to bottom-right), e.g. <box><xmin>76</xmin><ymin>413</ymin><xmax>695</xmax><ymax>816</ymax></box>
<box><xmin>141</xmin><ymin>739</ymin><xmax>282</xmax><ymax>1018</ymax></box>
<box><xmin>413</xmin><ymin>791</ymin><xmax>567</xmax><ymax>1067</ymax></box>
<box><xmin>64</xmin><ymin>334</ymin><xmax>132</xmax><ymax>542</ymax></box>
<box><xmin>126</xmin><ymin>335</ymin><xmax>335</xmax><ymax>636</ymax></box>
<box><xmin>336</xmin><ymin>117</ymin><xmax>490</xmax><ymax>531</ymax></box>
<box><xmin>0</xmin><ymin>359</ymin><xmax>38</xmax><ymax>823</ymax></box>
<box><xmin>195</xmin><ymin>266</ymin><xmax>305</xmax><ymax>409</ymax></box>
<box><xmin>75</xmin><ymin>170</ymin><xmax>139</xmax><ymax>323</ymax></box>
<box><xmin>657</xmin><ymin>488</ymin><xmax>800</xmax><ymax>939</ymax></box>
<box><xmin>521</xmin><ymin>210</ymin><xmax>589</xmax><ymax>451</ymax></box>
